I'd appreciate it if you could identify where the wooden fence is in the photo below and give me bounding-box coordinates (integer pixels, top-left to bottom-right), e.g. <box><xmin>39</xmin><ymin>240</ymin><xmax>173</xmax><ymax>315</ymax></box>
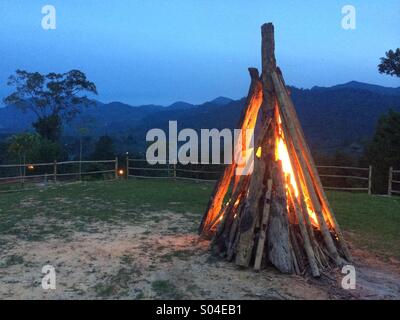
<box><xmin>0</xmin><ymin>158</ymin><xmax>118</xmax><ymax>193</ymax></box>
<box><xmin>388</xmin><ymin>167</ymin><xmax>400</xmax><ymax>196</ymax></box>
<box><xmin>128</xmin><ymin>158</ymin><xmax>373</xmax><ymax>194</ymax></box>
<box><xmin>127</xmin><ymin>158</ymin><xmax>224</xmax><ymax>182</ymax></box>
<box><xmin>2</xmin><ymin>157</ymin><xmax>377</xmax><ymax>195</ymax></box>
<box><xmin>316</xmin><ymin>165</ymin><xmax>372</xmax><ymax>195</ymax></box>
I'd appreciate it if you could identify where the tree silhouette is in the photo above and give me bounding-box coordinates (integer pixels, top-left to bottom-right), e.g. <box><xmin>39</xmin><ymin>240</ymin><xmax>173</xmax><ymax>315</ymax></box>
<box><xmin>364</xmin><ymin>110</ymin><xmax>400</xmax><ymax>193</ymax></box>
<box><xmin>8</xmin><ymin>133</ymin><xmax>40</xmax><ymax>181</ymax></box>
<box><xmin>378</xmin><ymin>48</ymin><xmax>400</xmax><ymax>78</ymax></box>
<box><xmin>4</xmin><ymin>70</ymin><xmax>97</xmax><ymax>141</ymax></box>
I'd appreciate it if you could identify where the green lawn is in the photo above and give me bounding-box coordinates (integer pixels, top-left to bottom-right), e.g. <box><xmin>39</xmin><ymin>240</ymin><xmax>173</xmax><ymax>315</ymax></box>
<box><xmin>328</xmin><ymin>191</ymin><xmax>400</xmax><ymax>259</ymax></box>
<box><xmin>0</xmin><ymin>179</ymin><xmax>399</xmax><ymax>259</ymax></box>
<box><xmin>0</xmin><ymin>179</ymin><xmax>213</xmax><ymax>243</ymax></box>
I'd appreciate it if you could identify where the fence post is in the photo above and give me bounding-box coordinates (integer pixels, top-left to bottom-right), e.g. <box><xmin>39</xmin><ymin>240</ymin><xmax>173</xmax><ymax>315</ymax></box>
<box><xmin>388</xmin><ymin>167</ymin><xmax>393</xmax><ymax>196</ymax></box>
<box><xmin>53</xmin><ymin>160</ymin><xmax>57</xmax><ymax>183</ymax></box>
<box><xmin>368</xmin><ymin>165</ymin><xmax>372</xmax><ymax>195</ymax></box>
<box><xmin>115</xmin><ymin>156</ymin><xmax>119</xmax><ymax>180</ymax></box>
<box><xmin>126</xmin><ymin>155</ymin><xmax>129</xmax><ymax>179</ymax></box>
<box><xmin>173</xmin><ymin>163</ymin><xmax>176</xmax><ymax>179</ymax></box>
<box><xmin>79</xmin><ymin>158</ymin><xmax>82</xmax><ymax>182</ymax></box>
<box><xmin>20</xmin><ymin>163</ymin><xmax>25</xmax><ymax>188</ymax></box>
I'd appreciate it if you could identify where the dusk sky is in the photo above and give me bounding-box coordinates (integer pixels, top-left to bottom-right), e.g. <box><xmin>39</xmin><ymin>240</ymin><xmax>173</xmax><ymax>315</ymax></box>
<box><xmin>0</xmin><ymin>0</ymin><xmax>399</xmax><ymax>106</ymax></box>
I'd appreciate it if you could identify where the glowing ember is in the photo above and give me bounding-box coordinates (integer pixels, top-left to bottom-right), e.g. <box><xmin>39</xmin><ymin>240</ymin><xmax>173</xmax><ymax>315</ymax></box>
<box><xmin>256</xmin><ymin>147</ymin><xmax>262</xmax><ymax>158</ymax></box>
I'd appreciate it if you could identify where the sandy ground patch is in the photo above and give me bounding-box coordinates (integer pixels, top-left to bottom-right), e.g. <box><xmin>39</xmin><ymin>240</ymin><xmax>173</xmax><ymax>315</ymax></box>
<box><xmin>0</xmin><ymin>211</ymin><xmax>399</xmax><ymax>299</ymax></box>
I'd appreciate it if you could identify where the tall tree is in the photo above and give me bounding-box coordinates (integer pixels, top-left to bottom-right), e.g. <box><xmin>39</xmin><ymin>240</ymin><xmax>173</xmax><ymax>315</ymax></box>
<box><xmin>3</xmin><ymin>70</ymin><xmax>97</xmax><ymax>141</ymax></box>
<box><xmin>378</xmin><ymin>48</ymin><xmax>400</xmax><ymax>78</ymax></box>
<box><xmin>364</xmin><ymin>110</ymin><xmax>400</xmax><ymax>193</ymax></box>
<box><xmin>369</xmin><ymin>49</ymin><xmax>400</xmax><ymax>193</ymax></box>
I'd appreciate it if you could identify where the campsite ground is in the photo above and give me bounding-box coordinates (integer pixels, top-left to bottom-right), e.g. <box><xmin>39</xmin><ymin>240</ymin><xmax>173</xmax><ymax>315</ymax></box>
<box><xmin>0</xmin><ymin>179</ymin><xmax>399</xmax><ymax>299</ymax></box>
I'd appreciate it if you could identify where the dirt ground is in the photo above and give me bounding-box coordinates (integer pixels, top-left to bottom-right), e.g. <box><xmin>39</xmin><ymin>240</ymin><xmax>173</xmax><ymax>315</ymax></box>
<box><xmin>0</xmin><ymin>210</ymin><xmax>399</xmax><ymax>300</ymax></box>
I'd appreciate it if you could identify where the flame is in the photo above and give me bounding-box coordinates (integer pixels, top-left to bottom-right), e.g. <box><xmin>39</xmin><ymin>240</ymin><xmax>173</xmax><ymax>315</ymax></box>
<box><xmin>275</xmin><ymin>137</ymin><xmax>299</xmax><ymax>198</ymax></box>
<box><xmin>201</xmin><ymin>82</ymin><xmax>263</xmax><ymax>234</ymax></box>
<box><xmin>275</xmin><ymin>113</ymin><xmax>319</xmax><ymax>227</ymax></box>
<box><xmin>201</xmin><ymin>84</ymin><xmax>323</xmax><ymax>235</ymax></box>
<box><xmin>256</xmin><ymin>147</ymin><xmax>262</xmax><ymax>158</ymax></box>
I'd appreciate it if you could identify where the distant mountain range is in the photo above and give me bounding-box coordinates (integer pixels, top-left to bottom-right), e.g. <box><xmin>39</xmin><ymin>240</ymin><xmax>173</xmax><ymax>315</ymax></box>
<box><xmin>1</xmin><ymin>81</ymin><xmax>399</xmax><ymax>155</ymax></box>
<box><xmin>312</xmin><ymin>81</ymin><xmax>400</xmax><ymax>96</ymax></box>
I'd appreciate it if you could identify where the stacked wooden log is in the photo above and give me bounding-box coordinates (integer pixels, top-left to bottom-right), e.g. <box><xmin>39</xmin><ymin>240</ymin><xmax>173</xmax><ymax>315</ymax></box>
<box><xmin>199</xmin><ymin>23</ymin><xmax>352</xmax><ymax>277</ymax></box>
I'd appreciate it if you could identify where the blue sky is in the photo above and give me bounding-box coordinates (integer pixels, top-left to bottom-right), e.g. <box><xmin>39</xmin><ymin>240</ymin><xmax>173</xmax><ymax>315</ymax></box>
<box><xmin>0</xmin><ymin>0</ymin><xmax>399</xmax><ymax>105</ymax></box>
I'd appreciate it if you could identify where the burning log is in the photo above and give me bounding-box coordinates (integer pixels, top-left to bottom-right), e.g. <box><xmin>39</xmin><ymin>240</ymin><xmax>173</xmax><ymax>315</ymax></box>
<box><xmin>234</xmin><ymin>137</ymin><xmax>268</xmax><ymax>267</ymax></box>
<box><xmin>272</xmin><ymin>71</ymin><xmax>349</xmax><ymax>266</ymax></box>
<box><xmin>199</xmin><ymin>68</ymin><xmax>263</xmax><ymax>238</ymax></box>
<box><xmin>253</xmin><ymin>179</ymin><xmax>272</xmax><ymax>271</ymax></box>
<box><xmin>266</xmin><ymin>161</ymin><xmax>293</xmax><ymax>274</ymax></box>
<box><xmin>199</xmin><ymin>22</ymin><xmax>351</xmax><ymax>277</ymax></box>
<box><xmin>273</xmin><ymin>70</ymin><xmax>352</xmax><ymax>262</ymax></box>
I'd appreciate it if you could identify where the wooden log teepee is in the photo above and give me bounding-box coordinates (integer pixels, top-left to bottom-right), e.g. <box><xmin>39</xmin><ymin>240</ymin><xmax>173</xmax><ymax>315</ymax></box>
<box><xmin>199</xmin><ymin>23</ymin><xmax>351</xmax><ymax>277</ymax></box>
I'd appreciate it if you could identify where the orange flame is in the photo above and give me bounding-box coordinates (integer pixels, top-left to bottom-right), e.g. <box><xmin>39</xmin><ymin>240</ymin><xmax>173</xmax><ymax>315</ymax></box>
<box><xmin>201</xmin><ymin>83</ymin><xmax>263</xmax><ymax>234</ymax></box>
<box><xmin>274</xmin><ymin>113</ymin><xmax>319</xmax><ymax>227</ymax></box>
<box><xmin>201</xmin><ymin>86</ymin><xmax>323</xmax><ymax>235</ymax></box>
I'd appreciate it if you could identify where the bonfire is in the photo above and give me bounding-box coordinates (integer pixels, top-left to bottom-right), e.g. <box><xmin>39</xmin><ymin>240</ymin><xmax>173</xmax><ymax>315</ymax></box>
<box><xmin>199</xmin><ymin>23</ymin><xmax>352</xmax><ymax>277</ymax></box>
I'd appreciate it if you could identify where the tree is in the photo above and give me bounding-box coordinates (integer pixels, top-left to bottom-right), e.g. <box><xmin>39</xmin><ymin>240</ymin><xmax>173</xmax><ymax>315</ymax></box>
<box><xmin>8</xmin><ymin>133</ymin><xmax>40</xmax><ymax>164</ymax></box>
<box><xmin>75</xmin><ymin>115</ymin><xmax>96</xmax><ymax>161</ymax></box>
<box><xmin>0</xmin><ymin>140</ymin><xmax>7</xmax><ymax>164</ymax></box>
<box><xmin>8</xmin><ymin>133</ymin><xmax>40</xmax><ymax>180</ymax></box>
<box><xmin>378</xmin><ymin>48</ymin><xmax>400</xmax><ymax>77</ymax></box>
<box><xmin>364</xmin><ymin>110</ymin><xmax>400</xmax><ymax>193</ymax></box>
<box><xmin>91</xmin><ymin>135</ymin><xmax>115</xmax><ymax>160</ymax></box>
<box><xmin>3</xmin><ymin>70</ymin><xmax>97</xmax><ymax>141</ymax></box>
<box><xmin>31</xmin><ymin>138</ymin><xmax>66</xmax><ymax>163</ymax></box>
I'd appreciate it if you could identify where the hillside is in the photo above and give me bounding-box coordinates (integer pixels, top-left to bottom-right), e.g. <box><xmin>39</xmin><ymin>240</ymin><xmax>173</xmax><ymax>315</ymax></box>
<box><xmin>0</xmin><ymin>81</ymin><xmax>399</xmax><ymax>154</ymax></box>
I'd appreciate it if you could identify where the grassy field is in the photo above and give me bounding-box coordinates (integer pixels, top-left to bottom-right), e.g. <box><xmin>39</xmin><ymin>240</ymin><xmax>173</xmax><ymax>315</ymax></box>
<box><xmin>0</xmin><ymin>179</ymin><xmax>212</xmax><ymax>244</ymax></box>
<box><xmin>0</xmin><ymin>179</ymin><xmax>399</xmax><ymax>259</ymax></box>
<box><xmin>328</xmin><ymin>191</ymin><xmax>400</xmax><ymax>259</ymax></box>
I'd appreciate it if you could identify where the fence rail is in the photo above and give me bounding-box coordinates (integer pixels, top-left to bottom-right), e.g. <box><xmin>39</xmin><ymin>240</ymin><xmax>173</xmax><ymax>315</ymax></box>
<box><xmin>0</xmin><ymin>158</ymin><xmax>119</xmax><ymax>193</ymax></box>
<box><xmin>1</xmin><ymin>157</ymin><xmax>383</xmax><ymax>196</ymax></box>
<box><xmin>388</xmin><ymin>167</ymin><xmax>400</xmax><ymax>196</ymax></box>
<box><xmin>316</xmin><ymin>165</ymin><xmax>372</xmax><ymax>194</ymax></box>
<box><xmin>127</xmin><ymin>158</ymin><xmax>224</xmax><ymax>182</ymax></box>
<box><xmin>128</xmin><ymin>158</ymin><xmax>374</xmax><ymax>193</ymax></box>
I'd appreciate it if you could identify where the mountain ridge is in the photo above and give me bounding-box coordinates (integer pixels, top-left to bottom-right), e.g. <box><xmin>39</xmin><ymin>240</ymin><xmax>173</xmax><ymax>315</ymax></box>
<box><xmin>1</xmin><ymin>81</ymin><xmax>400</xmax><ymax>154</ymax></box>
<box><xmin>311</xmin><ymin>81</ymin><xmax>400</xmax><ymax>96</ymax></box>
